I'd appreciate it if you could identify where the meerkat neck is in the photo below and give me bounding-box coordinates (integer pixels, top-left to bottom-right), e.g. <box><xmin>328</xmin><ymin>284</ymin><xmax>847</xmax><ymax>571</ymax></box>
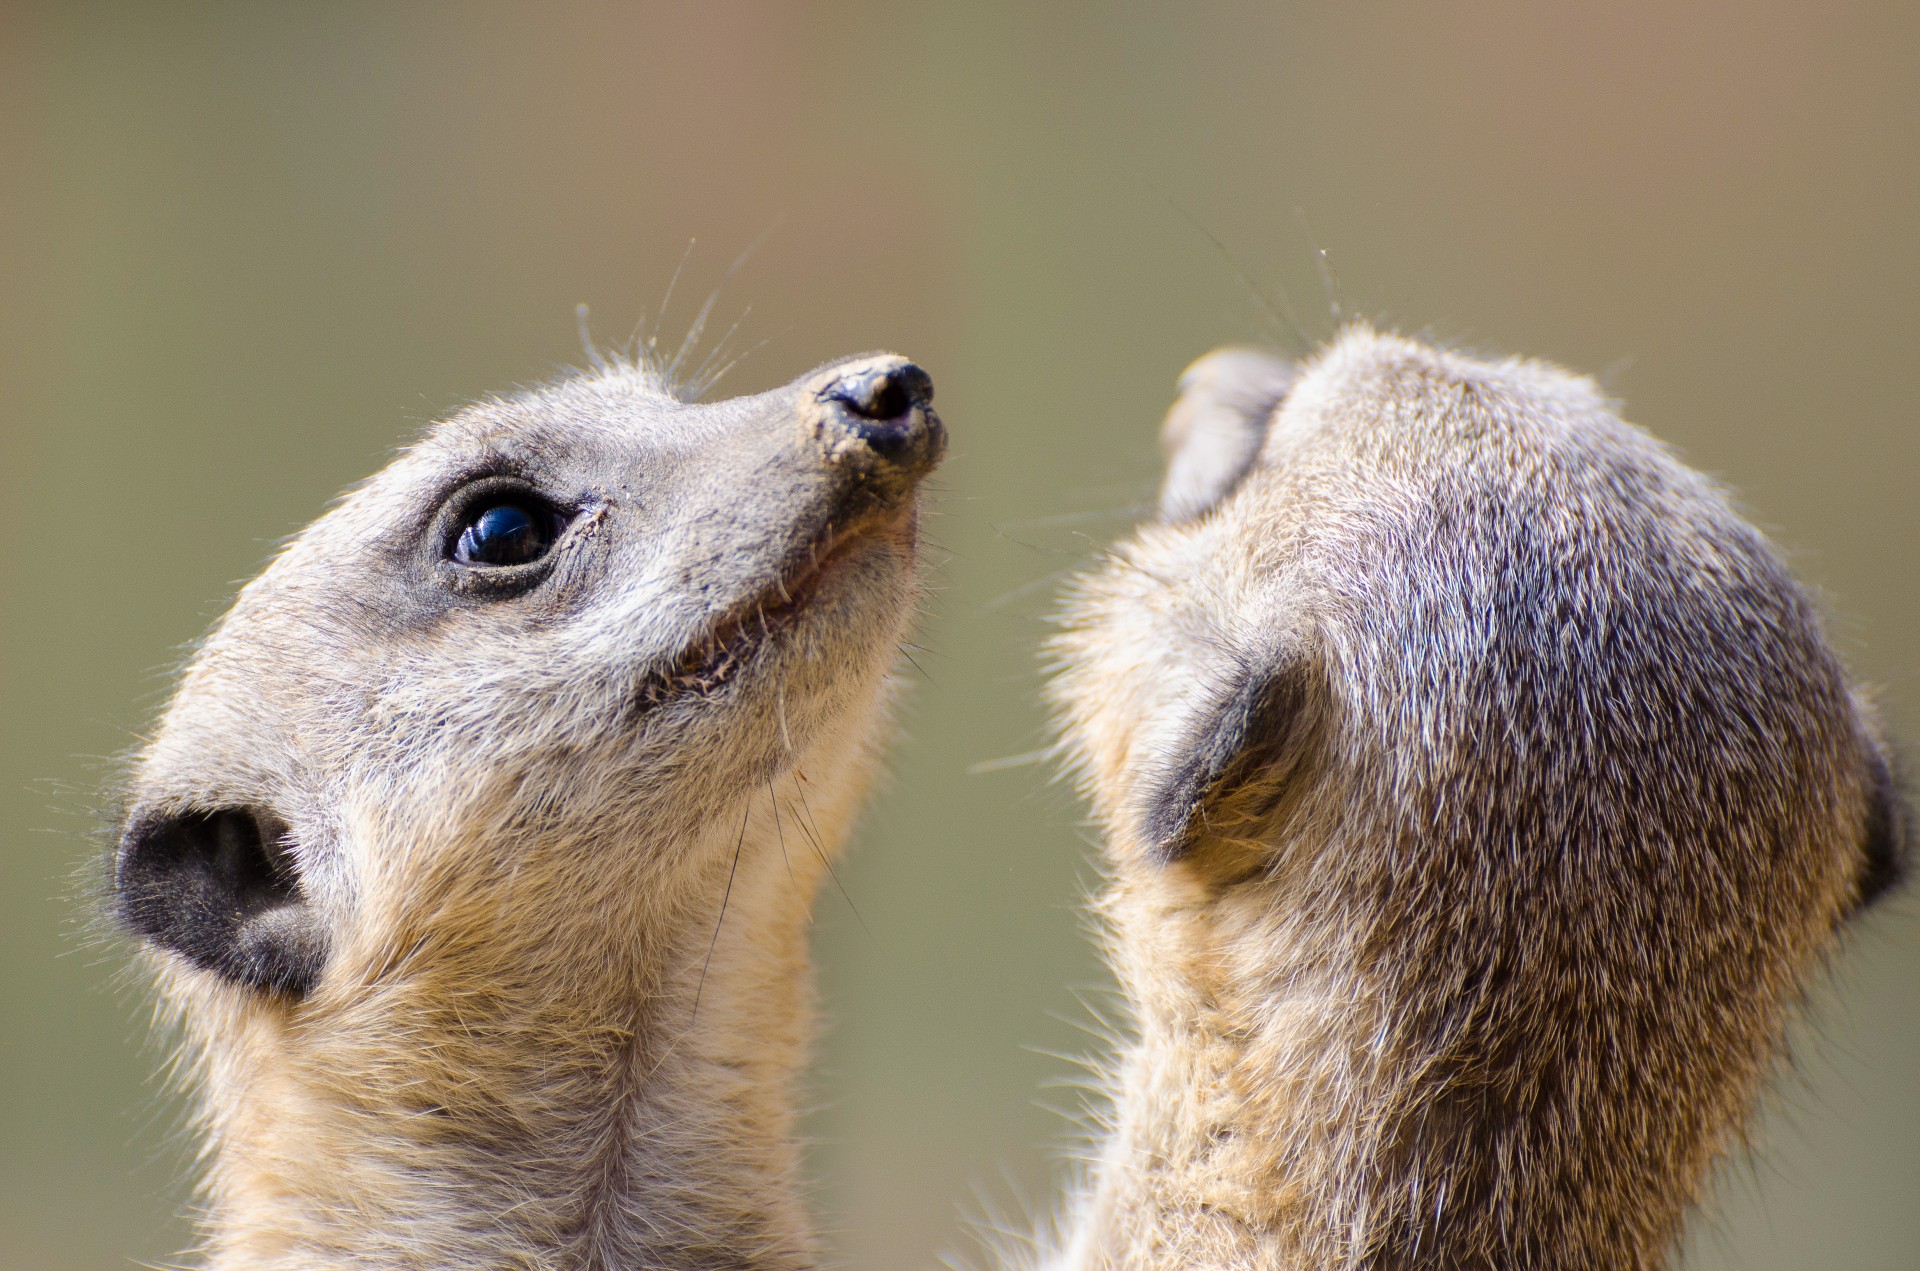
<box><xmin>1059</xmin><ymin>887</ymin><xmax>1333</xmax><ymax>1269</ymax></box>
<box><xmin>189</xmin><ymin>792</ymin><xmax>834</xmax><ymax>1271</ymax></box>
<box><xmin>1061</xmin><ymin>875</ymin><xmax>1711</xmax><ymax>1271</ymax></box>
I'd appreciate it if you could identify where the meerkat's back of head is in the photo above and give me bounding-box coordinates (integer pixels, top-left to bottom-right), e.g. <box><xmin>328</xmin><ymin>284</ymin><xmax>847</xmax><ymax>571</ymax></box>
<box><xmin>1049</xmin><ymin>326</ymin><xmax>1905</xmax><ymax>1269</ymax></box>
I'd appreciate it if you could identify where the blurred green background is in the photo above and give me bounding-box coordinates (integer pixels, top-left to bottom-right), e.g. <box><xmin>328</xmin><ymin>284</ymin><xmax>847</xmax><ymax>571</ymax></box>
<box><xmin>2</xmin><ymin>3</ymin><xmax>1914</xmax><ymax>1268</ymax></box>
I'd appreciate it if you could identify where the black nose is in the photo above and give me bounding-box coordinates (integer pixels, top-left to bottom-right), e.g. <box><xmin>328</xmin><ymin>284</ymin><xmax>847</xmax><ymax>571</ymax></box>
<box><xmin>815</xmin><ymin>358</ymin><xmax>943</xmax><ymax>473</ymax></box>
<box><xmin>824</xmin><ymin>360</ymin><xmax>932</xmax><ymax>423</ymax></box>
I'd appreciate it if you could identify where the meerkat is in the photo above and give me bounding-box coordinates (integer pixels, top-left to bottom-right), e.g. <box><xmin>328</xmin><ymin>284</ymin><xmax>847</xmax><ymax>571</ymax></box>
<box><xmin>112</xmin><ymin>350</ymin><xmax>944</xmax><ymax>1270</ymax></box>
<box><xmin>1044</xmin><ymin>327</ymin><xmax>1906</xmax><ymax>1270</ymax></box>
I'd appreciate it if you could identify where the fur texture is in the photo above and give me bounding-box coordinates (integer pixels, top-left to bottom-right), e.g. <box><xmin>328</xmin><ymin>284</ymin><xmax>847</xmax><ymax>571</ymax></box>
<box><xmin>1044</xmin><ymin>327</ymin><xmax>1905</xmax><ymax>1270</ymax></box>
<box><xmin>115</xmin><ymin>352</ymin><xmax>944</xmax><ymax>1269</ymax></box>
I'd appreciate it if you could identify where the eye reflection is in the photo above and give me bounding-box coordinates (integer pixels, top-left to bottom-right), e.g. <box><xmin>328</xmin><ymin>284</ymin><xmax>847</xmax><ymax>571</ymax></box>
<box><xmin>454</xmin><ymin>499</ymin><xmax>558</xmax><ymax>567</ymax></box>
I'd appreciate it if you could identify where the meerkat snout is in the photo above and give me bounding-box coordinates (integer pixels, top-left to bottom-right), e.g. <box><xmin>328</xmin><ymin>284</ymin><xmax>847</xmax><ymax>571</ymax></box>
<box><xmin>802</xmin><ymin>353</ymin><xmax>944</xmax><ymax>484</ymax></box>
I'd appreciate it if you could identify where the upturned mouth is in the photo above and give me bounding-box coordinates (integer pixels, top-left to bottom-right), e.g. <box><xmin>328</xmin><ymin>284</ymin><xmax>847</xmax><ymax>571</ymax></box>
<box><xmin>635</xmin><ymin>509</ymin><xmax>913</xmax><ymax>710</ymax></box>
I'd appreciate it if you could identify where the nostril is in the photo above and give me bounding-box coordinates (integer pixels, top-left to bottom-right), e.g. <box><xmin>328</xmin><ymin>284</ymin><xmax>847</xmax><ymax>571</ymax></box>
<box><xmin>861</xmin><ymin>377</ymin><xmax>911</xmax><ymax>421</ymax></box>
<box><xmin>825</xmin><ymin>362</ymin><xmax>933</xmax><ymax>422</ymax></box>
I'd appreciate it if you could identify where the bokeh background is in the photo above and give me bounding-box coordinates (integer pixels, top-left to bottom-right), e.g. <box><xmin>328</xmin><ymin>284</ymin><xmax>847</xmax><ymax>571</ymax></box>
<box><xmin>3</xmin><ymin>3</ymin><xmax>1915</xmax><ymax>1267</ymax></box>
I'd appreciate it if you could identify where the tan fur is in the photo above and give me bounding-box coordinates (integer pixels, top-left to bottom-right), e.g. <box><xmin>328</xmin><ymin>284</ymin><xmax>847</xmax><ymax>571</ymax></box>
<box><xmin>1044</xmin><ymin>327</ymin><xmax>1902</xmax><ymax>1270</ymax></box>
<box><xmin>117</xmin><ymin>353</ymin><xmax>943</xmax><ymax>1269</ymax></box>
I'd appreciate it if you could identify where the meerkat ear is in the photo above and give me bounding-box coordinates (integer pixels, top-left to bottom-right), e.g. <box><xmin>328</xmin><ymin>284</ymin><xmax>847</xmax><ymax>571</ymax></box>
<box><xmin>1853</xmin><ymin>743</ymin><xmax>1909</xmax><ymax>914</ymax></box>
<box><xmin>116</xmin><ymin>807</ymin><xmax>328</xmax><ymax>996</ymax></box>
<box><xmin>1138</xmin><ymin>638</ymin><xmax>1318</xmax><ymax>863</ymax></box>
<box><xmin>1158</xmin><ymin>347</ymin><xmax>1295</xmax><ymax>522</ymax></box>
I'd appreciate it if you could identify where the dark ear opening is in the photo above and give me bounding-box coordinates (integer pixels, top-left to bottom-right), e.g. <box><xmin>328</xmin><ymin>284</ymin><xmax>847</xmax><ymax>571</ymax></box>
<box><xmin>1138</xmin><ymin>642</ymin><xmax>1317</xmax><ymax>863</ymax></box>
<box><xmin>1854</xmin><ymin>745</ymin><xmax>1909</xmax><ymax>914</ymax></box>
<box><xmin>115</xmin><ymin>807</ymin><xmax>327</xmax><ymax>996</ymax></box>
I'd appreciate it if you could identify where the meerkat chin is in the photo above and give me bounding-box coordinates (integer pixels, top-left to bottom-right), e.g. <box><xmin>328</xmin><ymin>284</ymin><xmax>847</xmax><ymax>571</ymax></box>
<box><xmin>1044</xmin><ymin>327</ymin><xmax>1906</xmax><ymax>1271</ymax></box>
<box><xmin>113</xmin><ymin>352</ymin><xmax>944</xmax><ymax>1270</ymax></box>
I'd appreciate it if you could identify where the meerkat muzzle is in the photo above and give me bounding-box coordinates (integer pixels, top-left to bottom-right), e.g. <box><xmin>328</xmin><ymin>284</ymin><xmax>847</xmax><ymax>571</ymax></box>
<box><xmin>804</xmin><ymin>354</ymin><xmax>946</xmax><ymax>487</ymax></box>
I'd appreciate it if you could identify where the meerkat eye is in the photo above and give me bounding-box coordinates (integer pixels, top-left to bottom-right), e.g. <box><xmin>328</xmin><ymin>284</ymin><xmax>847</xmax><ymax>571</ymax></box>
<box><xmin>453</xmin><ymin>497</ymin><xmax>562</xmax><ymax>567</ymax></box>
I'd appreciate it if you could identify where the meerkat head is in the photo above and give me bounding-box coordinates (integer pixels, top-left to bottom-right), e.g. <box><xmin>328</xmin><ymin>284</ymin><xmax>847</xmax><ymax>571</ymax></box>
<box><xmin>1050</xmin><ymin>326</ymin><xmax>1905</xmax><ymax>1264</ymax></box>
<box><xmin>1058</xmin><ymin>328</ymin><xmax>1904</xmax><ymax>906</ymax></box>
<box><xmin>114</xmin><ymin>353</ymin><xmax>944</xmax><ymax>1004</ymax></box>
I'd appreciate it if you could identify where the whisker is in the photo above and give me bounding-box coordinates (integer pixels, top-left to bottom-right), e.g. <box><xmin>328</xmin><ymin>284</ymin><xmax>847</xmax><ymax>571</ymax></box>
<box><xmin>791</xmin><ymin>773</ymin><xmax>871</xmax><ymax>940</ymax></box>
<box><xmin>768</xmin><ymin>779</ymin><xmax>795</xmax><ymax>891</ymax></box>
<box><xmin>991</xmin><ymin>524</ymin><xmax>1088</xmax><ymax>560</ymax></box>
<box><xmin>650</xmin><ymin>238</ymin><xmax>697</xmax><ymax>360</ymax></box>
<box><xmin>898</xmin><ymin>646</ymin><xmax>935</xmax><ymax>686</ymax></box>
<box><xmin>692</xmin><ymin>801</ymin><xmax>749</xmax><ymax>1024</ymax></box>
<box><xmin>575</xmin><ymin>303</ymin><xmax>607</xmax><ymax>372</ymax></box>
<box><xmin>1295</xmin><ymin>205</ymin><xmax>1345</xmax><ymax>327</ymax></box>
<box><xmin>991</xmin><ymin>506</ymin><xmax>1149</xmax><ymax>533</ymax></box>
<box><xmin>668</xmin><ymin>228</ymin><xmax>776</xmax><ymax>391</ymax></box>
<box><xmin>965</xmin><ymin>749</ymin><xmax>1054</xmax><ymax>776</ymax></box>
<box><xmin>984</xmin><ymin>566</ymin><xmax>1082</xmax><ymax>613</ymax></box>
<box><xmin>1161</xmin><ymin>188</ymin><xmax>1307</xmax><ymax>349</ymax></box>
<box><xmin>685</xmin><ymin>306</ymin><xmax>754</xmax><ymax>400</ymax></box>
<box><xmin>668</xmin><ymin>290</ymin><xmax>720</xmax><ymax>388</ymax></box>
<box><xmin>691</xmin><ymin>331</ymin><xmax>780</xmax><ymax>399</ymax></box>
